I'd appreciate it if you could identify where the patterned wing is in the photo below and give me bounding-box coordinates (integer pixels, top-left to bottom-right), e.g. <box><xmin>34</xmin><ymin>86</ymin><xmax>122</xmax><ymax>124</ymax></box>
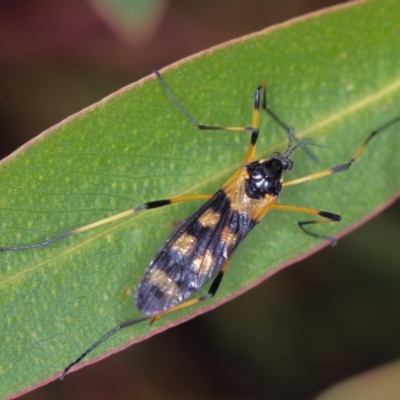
<box><xmin>135</xmin><ymin>189</ymin><xmax>256</xmax><ymax>315</ymax></box>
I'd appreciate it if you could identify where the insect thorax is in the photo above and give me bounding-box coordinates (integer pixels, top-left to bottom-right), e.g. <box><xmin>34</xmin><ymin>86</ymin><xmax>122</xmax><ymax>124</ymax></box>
<box><xmin>244</xmin><ymin>153</ymin><xmax>293</xmax><ymax>199</ymax></box>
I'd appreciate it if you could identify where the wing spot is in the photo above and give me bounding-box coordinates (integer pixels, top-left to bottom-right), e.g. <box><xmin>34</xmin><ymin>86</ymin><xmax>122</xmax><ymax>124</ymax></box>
<box><xmin>147</xmin><ymin>269</ymin><xmax>181</xmax><ymax>300</ymax></box>
<box><xmin>171</xmin><ymin>232</ymin><xmax>197</xmax><ymax>256</ymax></box>
<box><xmin>197</xmin><ymin>208</ymin><xmax>221</xmax><ymax>228</ymax></box>
<box><xmin>220</xmin><ymin>226</ymin><xmax>239</xmax><ymax>248</ymax></box>
<box><xmin>192</xmin><ymin>250</ymin><xmax>216</xmax><ymax>277</ymax></box>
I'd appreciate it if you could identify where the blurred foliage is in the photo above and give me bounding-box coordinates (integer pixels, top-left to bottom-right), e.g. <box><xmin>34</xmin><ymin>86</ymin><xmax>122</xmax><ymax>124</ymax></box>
<box><xmin>87</xmin><ymin>0</ymin><xmax>168</xmax><ymax>43</ymax></box>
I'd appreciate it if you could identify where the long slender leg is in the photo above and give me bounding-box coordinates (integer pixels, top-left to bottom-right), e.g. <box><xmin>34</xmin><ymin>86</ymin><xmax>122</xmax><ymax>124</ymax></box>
<box><xmin>154</xmin><ymin>70</ymin><xmax>262</xmax><ymax>163</ymax></box>
<box><xmin>284</xmin><ymin>115</ymin><xmax>400</xmax><ymax>187</ymax></box>
<box><xmin>0</xmin><ymin>194</ymin><xmax>212</xmax><ymax>252</ymax></box>
<box><xmin>261</xmin><ymin>82</ymin><xmax>318</xmax><ymax>161</ymax></box>
<box><xmin>272</xmin><ymin>204</ymin><xmax>341</xmax><ymax>245</ymax></box>
<box><xmin>60</xmin><ymin>315</ymin><xmax>151</xmax><ymax>380</ymax></box>
<box><xmin>61</xmin><ymin>261</ymin><xmax>230</xmax><ymax>380</ymax></box>
<box><xmin>262</xmin><ymin>82</ymin><xmax>295</xmax><ymax>143</ymax></box>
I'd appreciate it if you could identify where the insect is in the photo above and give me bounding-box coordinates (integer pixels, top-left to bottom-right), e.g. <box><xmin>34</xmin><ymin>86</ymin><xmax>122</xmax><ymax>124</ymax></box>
<box><xmin>1</xmin><ymin>70</ymin><xmax>399</xmax><ymax>380</ymax></box>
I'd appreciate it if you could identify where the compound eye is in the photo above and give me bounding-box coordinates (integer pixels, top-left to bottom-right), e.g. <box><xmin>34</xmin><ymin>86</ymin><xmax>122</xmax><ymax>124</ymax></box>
<box><xmin>281</xmin><ymin>158</ymin><xmax>292</xmax><ymax>170</ymax></box>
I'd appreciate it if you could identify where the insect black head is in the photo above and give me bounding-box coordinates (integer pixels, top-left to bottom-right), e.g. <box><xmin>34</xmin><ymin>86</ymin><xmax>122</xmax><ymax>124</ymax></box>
<box><xmin>244</xmin><ymin>153</ymin><xmax>293</xmax><ymax>199</ymax></box>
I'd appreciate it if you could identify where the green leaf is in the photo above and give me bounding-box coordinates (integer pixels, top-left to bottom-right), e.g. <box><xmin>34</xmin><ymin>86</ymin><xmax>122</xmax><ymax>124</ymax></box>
<box><xmin>1</xmin><ymin>0</ymin><xmax>400</xmax><ymax>397</ymax></box>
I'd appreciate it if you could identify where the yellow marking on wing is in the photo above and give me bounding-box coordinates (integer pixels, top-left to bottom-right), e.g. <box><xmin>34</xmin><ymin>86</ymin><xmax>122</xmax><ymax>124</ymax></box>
<box><xmin>147</xmin><ymin>269</ymin><xmax>180</xmax><ymax>300</ymax></box>
<box><xmin>192</xmin><ymin>249</ymin><xmax>215</xmax><ymax>277</ymax></box>
<box><xmin>220</xmin><ymin>226</ymin><xmax>238</xmax><ymax>248</ymax></box>
<box><xmin>198</xmin><ymin>208</ymin><xmax>221</xmax><ymax>228</ymax></box>
<box><xmin>171</xmin><ymin>232</ymin><xmax>197</xmax><ymax>257</ymax></box>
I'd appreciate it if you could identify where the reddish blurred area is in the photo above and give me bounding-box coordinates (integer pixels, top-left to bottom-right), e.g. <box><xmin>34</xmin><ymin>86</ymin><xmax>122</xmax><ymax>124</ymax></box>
<box><xmin>0</xmin><ymin>0</ymin><xmax>346</xmax><ymax>160</ymax></box>
<box><xmin>2</xmin><ymin>1</ymin><xmax>400</xmax><ymax>400</ymax></box>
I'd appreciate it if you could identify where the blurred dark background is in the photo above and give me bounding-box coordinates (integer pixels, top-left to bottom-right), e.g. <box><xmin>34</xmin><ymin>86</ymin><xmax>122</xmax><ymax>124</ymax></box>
<box><xmin>2</xmin><ymin>1</ymin><xmax>399</xmax><ymax>399</ymax></box>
